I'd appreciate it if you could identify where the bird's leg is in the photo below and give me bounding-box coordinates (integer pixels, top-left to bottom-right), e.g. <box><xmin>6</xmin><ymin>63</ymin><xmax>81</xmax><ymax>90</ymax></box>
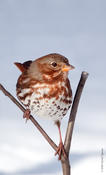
<box><xmin>23</xmin><ymin>109</ymin><xmax>31</xmax><ymax>122</ymax></box>
<box><xmin>55</xmin><ymin>121</ymin><xmax>67</xmax><ymax>160</ymax></box>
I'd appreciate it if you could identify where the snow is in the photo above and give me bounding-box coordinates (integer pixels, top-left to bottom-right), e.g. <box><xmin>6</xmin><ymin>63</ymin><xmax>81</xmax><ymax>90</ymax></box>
<box><xmin>0</xmin><ymin>113</ymin><xmax>105</xmax><ymax>175</ymax></box>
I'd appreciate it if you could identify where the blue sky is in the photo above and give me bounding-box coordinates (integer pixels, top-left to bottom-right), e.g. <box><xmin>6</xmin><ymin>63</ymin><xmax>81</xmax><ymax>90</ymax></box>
<box><xmin>0</xmin><ymin>0</ymin><xmax>106</xmax><ymax>174</ymax></box>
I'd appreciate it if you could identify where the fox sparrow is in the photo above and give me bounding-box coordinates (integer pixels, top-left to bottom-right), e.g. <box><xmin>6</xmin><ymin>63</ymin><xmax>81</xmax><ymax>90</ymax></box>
<box><xmin>15</xmin><ymin>53</ymin><xmax>74</xmax><ymax>160</ymax></box>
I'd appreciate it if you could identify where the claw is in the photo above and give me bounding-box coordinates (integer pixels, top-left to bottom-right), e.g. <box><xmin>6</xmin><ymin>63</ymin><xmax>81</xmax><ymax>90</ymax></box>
<box><xmin>55</xmin><ymin>142</ymin><xmax>67</xmax><ymax>160</ymax></box>
<box><xmin>23</xmin><ymin>109</ymin><xmax>30</xmax><ymax>122</ymax></box>
<box><xmin>55</xmin><ymin>121</ymin><xmax>67</xmax><ymax>160</ymax></box>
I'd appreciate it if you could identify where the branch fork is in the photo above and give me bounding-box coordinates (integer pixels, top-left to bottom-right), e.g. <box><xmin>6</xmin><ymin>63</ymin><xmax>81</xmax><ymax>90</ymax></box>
<box><xmin>0</xmin><ymin>71</ymin><xmax>89</xmax><ymax>175</ymax></box>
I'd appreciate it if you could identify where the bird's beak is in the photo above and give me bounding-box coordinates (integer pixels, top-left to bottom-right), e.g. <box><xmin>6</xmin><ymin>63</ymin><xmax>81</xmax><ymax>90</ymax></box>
<box><xmin>62</xmin><ymin>64</ymin><xmax>75</xmax><ymax>72</ymax></box>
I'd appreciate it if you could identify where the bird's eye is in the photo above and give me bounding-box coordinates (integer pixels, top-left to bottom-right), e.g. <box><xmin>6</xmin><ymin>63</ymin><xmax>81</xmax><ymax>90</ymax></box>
<box><xmin>51</xmin><ymin>62</ymin><xmax>57</xmax><ymax>67</ymax></box>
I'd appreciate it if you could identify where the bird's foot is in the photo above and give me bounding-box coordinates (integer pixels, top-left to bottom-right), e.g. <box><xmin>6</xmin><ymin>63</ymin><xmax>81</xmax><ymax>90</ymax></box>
<box><xmin>23</xmin><ymin>109</ymin><xmax>30</xmax><ymax>122</ymax></box>
<box><xmin>55</xmin><ymin>142</ymin><xmax>67</xmax><ymax>160</ymax></box>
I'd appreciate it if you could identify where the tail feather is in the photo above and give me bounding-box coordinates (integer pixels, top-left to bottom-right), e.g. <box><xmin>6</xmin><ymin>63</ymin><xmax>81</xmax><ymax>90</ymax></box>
<box><xmin>14</xmin><ymin>60</ymin><xmax>32</xmax><ymax>72</ymax></box>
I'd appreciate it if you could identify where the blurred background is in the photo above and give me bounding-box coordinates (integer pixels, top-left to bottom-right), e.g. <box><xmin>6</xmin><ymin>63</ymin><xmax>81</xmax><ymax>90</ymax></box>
<box><xmin>0</xmin><ymin>0</ymin><xmax>106</xmax><ymax>175</ymax></box>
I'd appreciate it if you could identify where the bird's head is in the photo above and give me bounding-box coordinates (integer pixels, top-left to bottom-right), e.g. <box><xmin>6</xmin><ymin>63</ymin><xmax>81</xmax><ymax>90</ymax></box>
<box><xmin>14</xmin><ymin>53</ymin><xmax>75</xmax><ymax>82</ymax></box>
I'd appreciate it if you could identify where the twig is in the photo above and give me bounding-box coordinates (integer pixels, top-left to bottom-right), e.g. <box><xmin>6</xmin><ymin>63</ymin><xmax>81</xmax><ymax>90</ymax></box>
<box><xmin>64</xmin><ymin>71</ymin><xmax>89</xmax><ymax>153</ymax></box>
<box><xmin>61</xmin><ymin>71</ymin><xmax>89</xmax><ymax>175</ymax></box>
<box><xmin>0</xmin><ymin>71</ymin><xmax>89</xmax><ymax>175</ymax></box>
<box><xmin>0</xmin><ymin>84</ymin><xmax>58</xmax><ymax>152</ymax></box>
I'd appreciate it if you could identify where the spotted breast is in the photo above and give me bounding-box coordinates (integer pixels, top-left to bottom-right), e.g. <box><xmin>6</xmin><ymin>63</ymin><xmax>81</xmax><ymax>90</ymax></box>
<box><xmin>17</xmin><ymin>77</ymin><xmax>72</xmax><ymax>122</ymax></box>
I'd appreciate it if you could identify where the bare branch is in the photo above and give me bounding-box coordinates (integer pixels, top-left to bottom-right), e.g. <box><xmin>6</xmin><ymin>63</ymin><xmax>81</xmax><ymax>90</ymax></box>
<box><xmin>0</xmin><ymin>71</ymin><xmax>89</xmax><ymax>175</ymax></box>
<box><xmin>64</xmin><ymin>71</ymin><xmax>89</xmax><ymax>155</ymax></box>
<box><xmin>60</xmin><ymin>71</ymin><xmax>89</xmax><ymax>175</ymax></box>
<box><xmin>0</xmin><ymin>83</ymin><xmax>58</xmax><ymax>152</ymax></box>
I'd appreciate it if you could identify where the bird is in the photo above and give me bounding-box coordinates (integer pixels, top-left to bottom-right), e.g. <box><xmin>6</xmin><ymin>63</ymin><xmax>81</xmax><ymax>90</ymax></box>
<box><xmin>14</xmin><ymin>53</ymin><xmax>75</xmax><ymax>160</ymax></box>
